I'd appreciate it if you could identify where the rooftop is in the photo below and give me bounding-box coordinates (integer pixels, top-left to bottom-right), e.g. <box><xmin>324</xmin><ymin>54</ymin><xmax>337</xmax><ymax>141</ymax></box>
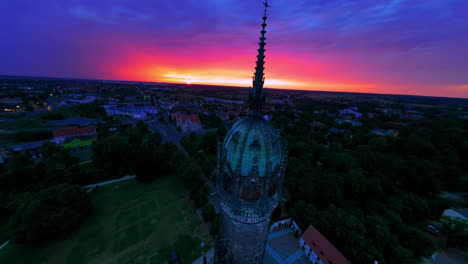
<box><xmin>301</xmin><ymin>225</ymin><xmax>350</xmax><ymax>264</ymax></box>
<box><xmin>53</xmin><ymin>126</ymin><xmax>97</xmax><ymax>138</ymax></box>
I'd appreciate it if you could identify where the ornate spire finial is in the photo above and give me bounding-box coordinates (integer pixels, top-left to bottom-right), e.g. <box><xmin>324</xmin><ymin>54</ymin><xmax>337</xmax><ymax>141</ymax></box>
<box><xmin>248</xmin><ymin>0</ymin><xmax>270</xmax><ymax>111</ymax></box>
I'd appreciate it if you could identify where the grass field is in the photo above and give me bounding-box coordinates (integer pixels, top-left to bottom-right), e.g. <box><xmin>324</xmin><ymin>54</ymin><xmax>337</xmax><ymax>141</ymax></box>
<box><xmin>0</xmin><ymin>176</ymin><xmax>211</xmax><ymax>264</ymax></box>
<box><xmin>0</xmin><ymin>119</ymin><xmax>44</xmax><ymax>130</ymax></box>
<box><xmin>0</xmin><ymin>220</ymin><xmax>8</xmax><ymax>244</ymax></box>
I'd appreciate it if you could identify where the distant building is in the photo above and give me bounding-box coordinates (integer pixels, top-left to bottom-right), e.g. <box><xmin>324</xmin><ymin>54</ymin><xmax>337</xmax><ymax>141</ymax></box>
<box><xmin>311</xmin><ymin>121</ymin><xmax>326</xmax><ymax>131</ymax></box>
<box><xmin>103</xmin><ymin>104</ymin><xmax>157</xmax><ymax>120</ymax></box>
<box><xmin>172</xmin><ymin>113</ymin><xmax>202</xmax><ymax>133</ymax></box>
<box><xmin>329</xmin><ymin>128</ymin><xmax>353</xmax><ymax>139</ymax></box>
<box><xmin>170</xmin><ymin>103</ymin><xmax>200</xmax><ymax>113</ymax></box>
<box><xmin>205</xmin><ymin>97</ymin><xmax>244</xmax><ymax>105</ymax></box>
<box><xmin>0</xmin><ymin>98</ymin><xmax>23</xmax><ymax>112</ymax></box>
<box><xmin>52</xmin><ymin>126</ymin><xmax>97</xmax><ymax>148</ymax></box>
<box><xmin>402</xmin><ymin>110</ymin><xmax>424</xmax><ymax>120</ymax></box>
<box><xmin>339</xmin><ymin>109</ymin><xmax>362</xmax><ymax>119</ymax></box>
<box><xmin>60</xmin><ymin>95</ymin><xmax>96</xmax><ymax>105</ymax></box>
<box><xmin>334</xmin><ymin>119</ymin><xmax>362</xmax><ymax>126</ymax></box>
<box><xmin>442</xmin><ymin>209</ymin><xmax>468</xmax><ymax>221</ymax></box>
<box><xmin>0</xmin><ymin>148</ymin><xmax>9</xmax><ymax>164</ymax></box>
<box><xmin>300</xmin><ymin>225</ymin><xmax>351</xmax><ymax>264</ymax></box>
<box><xmin>10</xmin><ymin>140</ymin><xmax>45</xmax><ymax>159</ymax></box>
<box><xmin>371</xmin><ymin>128</ymin><xmax>399</xmax><ymax>137</ymax></box>
<box><xmin>217</xmin><ymin>112</ymin><xmax>230</xmax><ymax>122</ymax></box>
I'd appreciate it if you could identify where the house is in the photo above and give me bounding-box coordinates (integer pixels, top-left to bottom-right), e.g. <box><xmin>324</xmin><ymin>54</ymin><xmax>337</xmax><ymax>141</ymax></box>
<box><xmin>102</xmin><ymin>104</ymin><xmax>157</xmax><ymax>120</ymax></box>
<box><xmin>52</xmin><ymin>126</ymin><xmax>97</xmax><ymax>148</ymax></box>
<box><xmin>217</xmin><ymin>112</ymin><xmax>230</xmax><ymax>122</ymax></box>
<box><xmin>172</xmin><ymin>113</ymin><xmax>203</xmax><ymax>133</ymax></box>
<box><xmin>334</xmin><ymin>119</ymin><xmax>362</xmax><ymax>126</ymax></box>
<box><xmin>59</xmin><ymin>95</ymin><xmax>96</xmax><ymax>105</ymax></box>
<box><xmin>205</xmin><ymin>97</ymin><xmax>244</xmax><ymax>105</ymax></box>
<box><xmin>0</xmin><ymin>148</ymin><xmax>10</xmax><ymax>164</ymax></box>
<box><xmin>299</xmin><ymin>225</ymin><xmax>351</xmax><ymax>264</ymax></box>
<box><xmin>442</xmin><ymin>209</ymin><xmax>468</xmax><ymax>221</ymax></box>
<box><xmin>371</xmin><ymin>128</ymin><xmax>399</xmax><ymax>137</ymax></box>
<box><xmin>10</xmin><ymin>140</ymin><xmax>46</xmax><ymax>159</ymax></box>
<box><xmin>311</xmin><ymin>121</ymin><xmax>326</xmax><ymax>130</ymax></box>
<box><xmin>339</xmin><ymin>109</ymin><xmax>362</xmax><ymax>119</ymax></box>
<box><xmin>0</xmin><ymin>98</ymin><xmax>23</xmax><ymax>112</ymax></box>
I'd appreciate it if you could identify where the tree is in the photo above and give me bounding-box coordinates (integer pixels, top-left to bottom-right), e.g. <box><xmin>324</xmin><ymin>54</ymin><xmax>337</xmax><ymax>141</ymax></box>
<box><xmin>441</xmin><ymin>216</ymin><xmax>468</xmax><ymax>249</ymax></box>
<box><xmin>0</xmin><ymin>153</ymin><xmax>34</xmax><ymax>193</ymax></box>
<box><xmin>92</xmin><ymin>135</ymin><xmax>132</xmax><ymax>178</ymax></box>
<box><xmin>9</xmin><ymin>184</ymin><xmax>92</xmax><ymax>244</ymax></box>
<box><xmin>202</xmin><ymin>204</ymin><xmax>216</xmax><ymax>222</ymax></box>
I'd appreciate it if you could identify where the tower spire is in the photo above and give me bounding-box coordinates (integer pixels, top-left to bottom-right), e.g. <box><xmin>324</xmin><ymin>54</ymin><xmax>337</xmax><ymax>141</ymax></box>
<box><xmin>248</xmin><ymin>0</ymin><xmax>269</xmax><ymax>111</ymax></box>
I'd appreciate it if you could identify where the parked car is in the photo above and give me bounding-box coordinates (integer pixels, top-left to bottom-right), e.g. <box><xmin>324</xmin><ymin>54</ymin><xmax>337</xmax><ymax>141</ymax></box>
<box><xmin>170</xmin><ymin>249</ymin><xmax>180</xmax><ymax>264</ymax></box>
<box><xmin>425</xmin><ymin>224</ymin><xmax>440</xmax><ymax>236</ymax></box>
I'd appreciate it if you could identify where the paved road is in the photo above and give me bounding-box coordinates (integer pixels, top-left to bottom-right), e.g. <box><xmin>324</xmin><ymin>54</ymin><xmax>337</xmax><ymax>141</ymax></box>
<box><xmin>146</xmin><ymin>120</ymin><xmax>188</xmax><ymax>155</ymax></box>
<box><xmin>121</xmin><ymin>118</ymin><xmax>214</xmax><ymax>191</ymax></box>
<box><xmin>145</xmin><ymin>120</ymin><xmax>217</xmax><ymax>191</ymax></box>
<box><xmin>0</xmin><ymin>240</ymin><xmax>9</xmax><ymax>251</ymax></box>
<box><xmin>83</xmin><ymin>175</ymin><xmax>136</xmax><ymax>189</ymax></box>
<box><xmin>266</xmin><ymin>245</ymin><xmax>288</xmax><ymax>264</ymax></box>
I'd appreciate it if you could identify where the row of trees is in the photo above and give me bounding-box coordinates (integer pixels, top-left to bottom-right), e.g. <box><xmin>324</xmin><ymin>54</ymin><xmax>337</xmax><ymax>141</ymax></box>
<box><xmin>272</xmin><ymin>103</ymin><xmax>468</xmax><ymax>264</ymax></box>
<box><xmin>0</xmin><ymin>121</ymin><xmax>184</xmax><ymax>245</ymax></box>
<box><xmin>92</xmin><ymin>121</ymin><xmax>184</xmax><ymax>182</ymax></box>
<box><xmin>0</xmin><ymin>143</ymin><xmax>93</xmax><ymax>244</ymax></box>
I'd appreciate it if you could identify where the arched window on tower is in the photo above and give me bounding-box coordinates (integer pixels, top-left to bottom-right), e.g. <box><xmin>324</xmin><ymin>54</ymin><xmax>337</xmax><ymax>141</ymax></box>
<box><xmin>240</xmin><ymin>178</ymin><xmax>262</xmax><ymax>201</ymax></box>
<box><xmin>250</xmin><ymin>139</ymin><xmax>260</xmax><ymax>151</ymax></box>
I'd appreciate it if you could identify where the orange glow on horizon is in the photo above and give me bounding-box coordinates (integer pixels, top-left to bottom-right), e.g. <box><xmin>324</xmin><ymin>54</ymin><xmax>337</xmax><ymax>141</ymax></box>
<box><xmin>114</xmin><ymin>56</ymin><xmax>376</xmax><ymax>93</ymax></box>
<box><xmin>111</xmin><ymin>51</ymin><xmax>467</xmax><ymax>98</ymax></box>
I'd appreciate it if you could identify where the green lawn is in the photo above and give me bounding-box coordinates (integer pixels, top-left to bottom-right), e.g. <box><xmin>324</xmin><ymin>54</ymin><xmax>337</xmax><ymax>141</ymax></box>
<box><xmin>0</xmin><ymin>119</ymin><xmax>44</xmax><ymax>130</ymax></box>
<box><xmin>0</xmin><ymin>219</ymin><xmax>9</xmax><ymax>244</ymax></box>
<box><xmin>64</xmin><ymin>139</ymin><xmax>93</xmax><ymax>149</ymax></box>
<box><xmin>0</xmin><ymin>176</ymin><xmax>211</xmax><ymax>264</ymax></box>
<box><xmin>72</xmin><ymin>149</ymin><xmax>93</xmax><ymax>161</ymax></box>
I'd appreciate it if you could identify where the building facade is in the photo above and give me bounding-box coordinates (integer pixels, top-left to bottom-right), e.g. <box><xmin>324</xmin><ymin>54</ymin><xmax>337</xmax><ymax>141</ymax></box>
<box><xmin>299</xmin><ymin>225</ymin><xmax>350</xmax><ymax>264</ymax></box>
<box><xmin>214</xmin><ymin>1</ymin><xmax>288</xmax><ymax>263</ymax></box>
<box><xmin>172</xmin><ymin>113</ymin><xmax>203</xmax><ymax>133</ymax></box>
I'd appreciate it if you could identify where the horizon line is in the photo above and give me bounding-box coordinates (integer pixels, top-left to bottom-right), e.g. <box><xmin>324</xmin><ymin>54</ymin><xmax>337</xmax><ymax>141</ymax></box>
<box><xmin>1</xmin><ymin>74</ymin><xmax>467</xmax><ymax>100</ymax></box>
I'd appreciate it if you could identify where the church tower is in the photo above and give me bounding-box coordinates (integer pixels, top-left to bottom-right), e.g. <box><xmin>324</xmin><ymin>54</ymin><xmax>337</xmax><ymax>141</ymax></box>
<box><xmin>214</xmin><ymin>1</ymin><xmax>287</xmax><ymax>263</ymax></box>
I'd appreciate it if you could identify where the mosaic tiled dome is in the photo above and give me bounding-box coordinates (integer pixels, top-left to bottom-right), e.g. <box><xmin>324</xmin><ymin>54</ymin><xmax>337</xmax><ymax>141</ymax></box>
<box><xmin>222</xmin><ymin>115</ymin><xmax>283</xmax><ymax>178</ymax></box>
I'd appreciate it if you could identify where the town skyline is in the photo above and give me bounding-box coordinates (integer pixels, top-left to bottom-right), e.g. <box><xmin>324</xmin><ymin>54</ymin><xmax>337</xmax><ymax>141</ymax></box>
<box><xmin>1</xmin><ymin>0</ymin><xmax>468</xmax><ymax>98</ymax></box>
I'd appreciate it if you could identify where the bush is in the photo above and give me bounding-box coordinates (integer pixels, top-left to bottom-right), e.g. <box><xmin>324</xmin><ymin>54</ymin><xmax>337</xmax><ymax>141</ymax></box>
<box><xmin>193</xmin><ymin>186</ymin><xmax>208</xmax><ymax>208</ymax></box>
<box><xmin>209</xmin><ymin>216</ymin><xmax>220</xmax><ymax>236</ymax></box>
<box><xmin>14</xmin><ymin>130</ymin><xmax>52</xmax><ymax>142</ymax></box>
<box><xmin>8</xmin><ymin>183</ymin><xmax>92</xmax><ymax>244</ymax></box>
<box><xmin>41</xmin><ymin>111</ymin><xmax>66</xmax><ymax>120</ymax></box>
<box><xmin>202</xmin><ymin>204</ymin><xmax>216</xmax><ymax>222</ymax></box>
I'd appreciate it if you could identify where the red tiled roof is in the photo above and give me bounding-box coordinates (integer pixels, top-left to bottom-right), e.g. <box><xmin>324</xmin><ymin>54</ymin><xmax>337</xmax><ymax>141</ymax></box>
<box><xmin>53</xmin><ymin>126</ymin><xmax>96</xmax><ymax>138</ymax></box>
<box><xmin>301</xmin><ymin>225</ymin><xmax>350</xmax><ymax>264</ymax></box>
<box><xmin>180</xmin><ymin>114</ymin><xmax>201</xmax><ymax>125</ymax></box>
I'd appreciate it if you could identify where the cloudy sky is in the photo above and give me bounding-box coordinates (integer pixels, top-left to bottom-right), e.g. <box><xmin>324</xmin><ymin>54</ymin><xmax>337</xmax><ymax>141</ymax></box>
<box><xmin>1</xmin><ymin>0</ymin><xmax>467</xmax><ymax>97</ymax></box>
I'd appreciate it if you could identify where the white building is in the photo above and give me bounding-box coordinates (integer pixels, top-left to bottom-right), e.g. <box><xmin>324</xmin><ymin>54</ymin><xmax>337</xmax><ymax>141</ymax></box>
<box><xmin>172</xmin><ymin>113</ymin><xmax>203</xmax><ymax>133</ymax></box>
<box><xmin>442</xmin><ymin>209</ymin><xmax>468</xmax><ymax>221</ymax></box>
<box><xmin>103</xmin><ymin>105</ymin><xmax>157</xmax><ymax>120</ymax></box>
<box><xmin>339</xmin><ymin>109</ymin><xmax>362</xmax><ymax>119</ymax></box>
<box><xmin>299</xmin><ymin>225</ymin><xmax>350</xmax><ymax>264</ymax></box>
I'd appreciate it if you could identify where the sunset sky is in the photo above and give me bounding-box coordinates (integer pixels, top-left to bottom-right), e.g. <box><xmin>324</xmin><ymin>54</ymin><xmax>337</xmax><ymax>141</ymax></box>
<box><xmin>1</xmin><ymin>0</ymin><xmax>468</xmax><ymax>98</ymax></box>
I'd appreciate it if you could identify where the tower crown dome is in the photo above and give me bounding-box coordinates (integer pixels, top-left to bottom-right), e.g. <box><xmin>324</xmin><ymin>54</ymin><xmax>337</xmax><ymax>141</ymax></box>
<box><xmin>223</xmin><ymin>115</ymin><xmax>283</xmax><ymax>178</ymax></box>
